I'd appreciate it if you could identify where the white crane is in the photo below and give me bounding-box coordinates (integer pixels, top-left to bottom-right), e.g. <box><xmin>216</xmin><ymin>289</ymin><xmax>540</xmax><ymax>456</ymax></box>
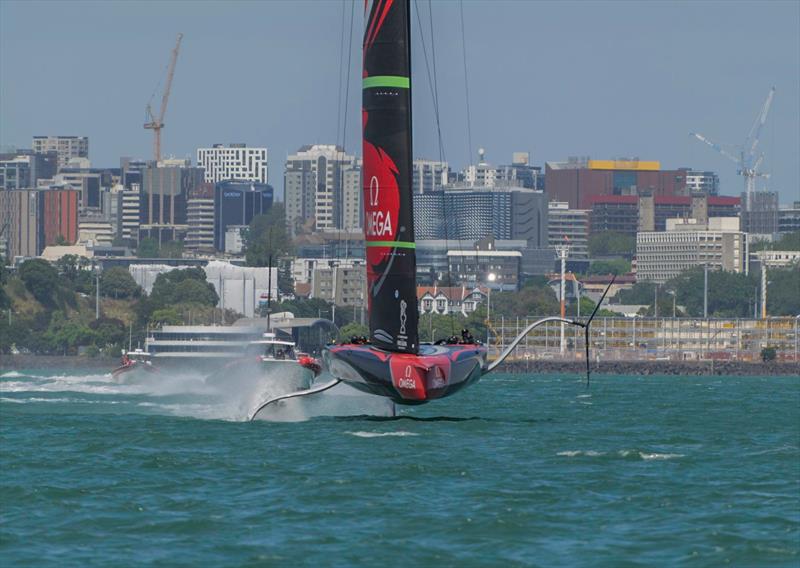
<box><xmin>690</xmin><ymin>86</ymin><xmax>775</xmax><ymax>210</ymax></box>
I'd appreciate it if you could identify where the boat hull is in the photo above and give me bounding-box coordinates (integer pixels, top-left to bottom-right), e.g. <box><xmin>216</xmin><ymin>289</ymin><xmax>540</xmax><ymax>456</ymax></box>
<box><xmin>323</xmin><ymin>343</ymin><xmax>487</xmax><ymax>405</ymax></box>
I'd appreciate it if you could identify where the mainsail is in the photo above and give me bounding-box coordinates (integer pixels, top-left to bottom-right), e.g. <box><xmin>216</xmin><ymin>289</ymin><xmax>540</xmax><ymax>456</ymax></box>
<box><xmin>362</xmin><ymin>0</ymin><xmax>419</xmax><ymax>354</ymax></box>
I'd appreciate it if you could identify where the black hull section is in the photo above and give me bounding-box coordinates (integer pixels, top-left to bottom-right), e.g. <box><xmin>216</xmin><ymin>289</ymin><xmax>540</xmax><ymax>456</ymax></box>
<box><xmin>324</xmin><ymin>343</ymin><xmax>486</xmax><ymax>405</ymax></box>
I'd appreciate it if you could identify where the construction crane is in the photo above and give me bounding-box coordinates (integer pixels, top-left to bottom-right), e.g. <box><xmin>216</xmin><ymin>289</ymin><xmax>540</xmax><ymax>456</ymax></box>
<box><xmin>144</xmin><ymin>33</ymin><xmax>183</xmax><ymax>163</ymax></box>
<box><xmin>690</xmin><ymin>86</ymin><xmax>775</xmax><ymax>210</ymax></box>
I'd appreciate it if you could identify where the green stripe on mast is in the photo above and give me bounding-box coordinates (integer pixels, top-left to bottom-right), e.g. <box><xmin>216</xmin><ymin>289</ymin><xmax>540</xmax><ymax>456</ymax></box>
<box><xmin>363</xmin><ymin>76</ymin><xmax>410</xmax><ymax>89</ymax></box>
<box><xmin>366</xmin><ymin>240</ymin><xmax>416</xmax><ymax>249</ymax></box>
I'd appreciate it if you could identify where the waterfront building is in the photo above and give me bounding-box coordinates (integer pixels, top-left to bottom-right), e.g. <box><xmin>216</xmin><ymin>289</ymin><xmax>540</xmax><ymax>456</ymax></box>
<box><xmin>284</xmin><ymin>144</ymin><xmax>360</xmax><ymax>235</ymax></box>
<box><xmin>32</xmin><ymin>135</ymin><xmax>88</xmax><ymax>169</ymax></box>
<box><xmin>213</xmin><ymin>180</ymin><xmax>273</xmax><ymax>251</ymax></box>
<box><xmin>413</xmin><ymin>159</ymin><xmax>448</xmax><ymax>193</ymax></box>
<box><xmin>548</xmin><ymin>201</ymin><xmax>590</xmax><ymax>258</ymax></box>
<box><xmin>197</xmin><ymin>143</ymin><xmax>268</xmax><ymax>184</ymax></box>
<box><xmin>413</xmin><ymin>186</ymin><xmax>548</xmax><ymax>244</ymax></box>
<box><xmin>186</xmin><ymin>183</ymin><xmax>215</xmax><ymax>252</ymax></box>
<box><xmin>636</xmin><ymin>217</ymin><xmax>748</xmax><ymax>284</ymax></box>
<box><xmin>545</xmin><ymin>158</ymin><xmax>689</xmax><ymax>209</ymax></box>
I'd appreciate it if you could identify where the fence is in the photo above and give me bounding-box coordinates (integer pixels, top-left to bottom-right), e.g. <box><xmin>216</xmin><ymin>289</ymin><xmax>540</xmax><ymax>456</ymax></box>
<box><xmin>486</xmin><ymin>316</ymin><xmax>800</xmax><ymax>363</ymax></box>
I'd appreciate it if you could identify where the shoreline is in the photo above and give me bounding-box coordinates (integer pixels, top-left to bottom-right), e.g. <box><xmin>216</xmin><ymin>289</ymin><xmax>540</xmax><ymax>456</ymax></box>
<box><xmin>1</xmin><ymin>354</ymin><xmax>797</xmax><ymax>377</ymax></box>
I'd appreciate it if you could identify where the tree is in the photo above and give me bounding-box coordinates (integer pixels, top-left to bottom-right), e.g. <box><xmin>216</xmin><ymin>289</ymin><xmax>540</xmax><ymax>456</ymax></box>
<box><xmin>587</xmin><ymin>259</ymin><xmax>631</xmax><ymax>276</ymax></box>
<box><xmin>766</xmin><ymin>266</ymin><xmax>800</xmax><ymax>316</ymax></box>
<box><xmin>54</xmin><ymin>234</ymin><xmax>69</xmax><ymax>246</ymax></box>
<box><xmin>159</xmin><ymin>240</ymin><xmax>184</xmax><ymax>259</ymax></box>
<box><xmin>137</xmin><ymin>238</ymin><xmax>160</xmax><ymax>258</ymax></box>
<box><xmin>0</xmin><ymin>254</ymin><xmax>9</xmax><ymax>310</ymax></box>
<box><xmin>245</xmin><ymin>204</ymin><xmax>293</xmax><ymax>267</ymax></box>
<box><xmin>100</xmin><ymin>267</ymin><xmax>141</xmax><ymax>299</ymax></box>
<box><xmin>615</xmin><ymin>282</ymin><xmax>656</xmax><ymax>306</ymax></box>
<box><xmin>149</xmin><ymin>267</ymin><xmax>218</xmax><ymax>309</ymax></box>
<box><xmin>588</xmin><ymin>232</ymin><xmax>636</xmax><ymax>257</ymax></box>
<box><xmin>174</xmin><ymin>278</ymin><xmax>218</xmax><ymax>307</ymax></box>
<box><xmin>760</xmin><ymin>346</ymin><xmax>777</xmax><ymax>362</ymax></box>
<box><xmin>751</xmin><ymin>231</ymin><xmax>800</xmax><ymax>252</ymax></box>
<box><xmin>338</xmin><ymin>322</ymin><xmax>369</xmax><ymax>342</ymax></box>
<box><xmin>150</xmin><ymin>307</ymin><xmax>183</xmax><ymax>326</ymax></box>
<box><xmin>666</xmin><ymin>268</ymin><xmax>757</xmax><ymax>318</ymax></box>
<box><xmin>19</xmin><ymin>259</ymin><xmax>59</xmax><ymax>306</ymax></box>
<box><xmin>89</xmin><ymin>317</ymin><xmax>127</xmax><ymax>348</ymax></box>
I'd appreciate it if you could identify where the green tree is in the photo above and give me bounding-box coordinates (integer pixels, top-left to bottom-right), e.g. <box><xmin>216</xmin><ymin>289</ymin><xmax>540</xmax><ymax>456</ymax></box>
<box><xmin>245</xmin><ymin>204</ymin><xmax>293</xmax><ymax>267</ymax></box>
<box><xmin>490</xmin><ymin>284</ymin><xmax>558</xmax><ymax>318</ymax></box>
<box><xmin>19</xmin><ymin>259</ymin><xmax>59</xmax><ymax>306</ymax></box>
<box><xmin>0</xmin><ymin>254</ymin><xmax>9</xmax><ymax>310</ymax></box>
<box><xmin>100</xmin><ymin>267</ymin><xmax>141</xmax><ymax>299</ymax></box>
<box><xmin>588</xmin><ymin>232</ymin><xmax>636</xmax><ymax>257</ymax></box>
<box><xmin>666</xmin><ymin>268</ymin><xmax>757</xmax><ymax>318</ymax></box>
<box><xmin>174</xmin><ymin>278</ymin><xmax>218</xmax><ymax>307</ymax></box>
<box><xmin>150</xmin><ymin>307</ymin><xmax>183</xmax><ymax>326</ymax></box>
<box><xmin>159</xmin><ymin>240</ymin><xmax>184</xmax><ymax>259</ymax></box>
<box><xmin>338</xmin><ymin>322</ymin><xmax>369</xmax><ymax>342</ymax></box>
<box><xmin>587</xmin><ymin>259</ymin><xmax>631</xmax><ymax>276</ymax></box>
<box><xmin>89</xmin><ymin>317</ymin><xmax>127</xmax><ymax>347</ymax></box>
<box><xmin>137</xmin><ymin>238</ymin><xmax>160</xmax><ymax>258</ymax></box>
<box><xmin>766</xmin><ymin>266</ymin><xmax>800</xmax><ymax>316</ymax></box>
<box><xmin>751</xmin><ymin>231</ymin><xmax>800</xmax><ymax>252</ymax></box>
<box><xmin>54</xmin><ymin>234</ymin><xmax>69</xmax><ymax>246</ymax></box>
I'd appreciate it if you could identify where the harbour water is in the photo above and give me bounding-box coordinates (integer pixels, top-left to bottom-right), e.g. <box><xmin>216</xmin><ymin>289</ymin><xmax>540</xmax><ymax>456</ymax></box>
<box><xmin>1</xmin><ymin>369</ymin><xmax>798</xmax><ymax>566</ymax></box>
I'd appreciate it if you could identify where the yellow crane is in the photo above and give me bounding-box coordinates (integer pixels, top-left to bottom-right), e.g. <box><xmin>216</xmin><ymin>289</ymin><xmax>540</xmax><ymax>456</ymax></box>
<box><xmin>144</xmin><ymin>33</ymin><xmax>183</xmax><ymax>162</ymax></box>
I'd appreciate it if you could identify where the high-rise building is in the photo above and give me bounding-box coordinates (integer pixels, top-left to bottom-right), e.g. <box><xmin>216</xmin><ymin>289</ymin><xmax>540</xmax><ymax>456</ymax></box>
<box><xmin>186</xmin><ymin>183</ymin><xmax>215</xmax><ymax>251</ymax></box>
<box><xmin>636</xmin><ymin>217</ymin><xmax>748</xmax><ymax>283</ymax></box>
<box><xmin>741</xmin><ymin>190</ymin><xmax>779</xmax><ymax>237</ymax></box>
<box><xmin>32</xmin><ymin>136</ymin><xmax>89</xmax><ymax>170</ymax></box>
<box><xmin>413</xmin><ymin>186</ymin><xmax>548</xmax><ymax>245</ymax></box>
<box><xmin>307</xmin><ymin>258</ymin><xmax>367</xmax><ymax>307</ymax></box>
<box><xmin>495</xmin><ymin>152</ymin><xmax>543</xmax><ymax>190</ymax></box>
<box><xmin>121</xmin><ymin>184</ymin><xmax>141</xmax><ymax>241</ymax></box>
<box><xmin>140</xmin><ymin>163</ymin><xmax>204</xmax><ymax>227</ymax></box>
<box><xmin>0</xmin><ymin>190</ymin><xmax>41</xmax><ymax>258</ymax></box>
<box><xmin>463</xmin><ymin>148</ymin><xmax>497</xmax><ymax>187</ymax></box>
<box><xmin>0</xmin><ymin>156</ymin><xmax>31</xmax><ymax>190</ymax></box>
<box><xmin>548</xmin><ymin>201</ymin><xmax>590</xmax><ymax>258</ymax></box>
<box><xmin>213</xmin><ymin>180</ymin><xmax>273</xmax><ymax>251</ymax></box>
<box><xmin>685</xmin><ymin>170</ymin><xmax>719</xmax><ymax>195</ymax></box>
<box><xmin>545</xmin><ymin>158</ymin><xmax>689</xmax><ymax>209</ymax></box>
<box><xmin>413</xmin><ymin>159</ymin><xmax>448</xmax><ymax>193</ymax></box>
<box><xmin>196</xmin><ymin>144</ymin><xmax>268</xmax><ymax>184</ymax></box>
<box><xmin>284</xmin><ymin>145</ymin><xmax>359</xmax><ymax>234</ymax></box>
<box><xmin>40</xmin><ymin>188</ymin><xmax>79</xmax><ymax>246</ymax></box>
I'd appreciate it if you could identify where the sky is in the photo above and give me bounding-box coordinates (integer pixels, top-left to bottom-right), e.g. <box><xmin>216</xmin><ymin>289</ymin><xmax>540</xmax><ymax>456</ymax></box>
<box><xmin>1</xmin><ymin>0</ymin><xmax>798</xmax><ymax>204</ymax></box>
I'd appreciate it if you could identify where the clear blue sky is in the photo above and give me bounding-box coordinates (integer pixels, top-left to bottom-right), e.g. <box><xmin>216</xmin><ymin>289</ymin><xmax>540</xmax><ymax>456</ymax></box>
<box><xmin>1</xmin><ymin>0</ymin><xmax>798</xmax><ymax>204</ymax></box>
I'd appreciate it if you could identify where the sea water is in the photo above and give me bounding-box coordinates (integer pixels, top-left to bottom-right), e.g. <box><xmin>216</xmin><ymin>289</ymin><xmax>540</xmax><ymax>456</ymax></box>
<box><xmin>1</xmin><ymin>368</ymin><xmax>798</xmax><ymax>566</ymax></box>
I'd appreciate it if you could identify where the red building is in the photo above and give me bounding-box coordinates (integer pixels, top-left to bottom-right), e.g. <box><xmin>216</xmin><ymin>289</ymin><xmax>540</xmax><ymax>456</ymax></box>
<box><xmin>545</xmin><ymin>159</ymin><xmax>688</xmax><ymax>209</ymax></box>
<box><xmin>39</xmin><ymin>188</ymin><xmax>79</xmax><ymax>246</ymax></box>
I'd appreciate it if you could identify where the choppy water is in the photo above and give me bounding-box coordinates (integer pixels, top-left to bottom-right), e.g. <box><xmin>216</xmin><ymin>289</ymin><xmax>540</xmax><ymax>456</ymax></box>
<box><xmin>1</xmin><ymin>368</ymin><xmax>798</xmax><ymax>566</ymax></box>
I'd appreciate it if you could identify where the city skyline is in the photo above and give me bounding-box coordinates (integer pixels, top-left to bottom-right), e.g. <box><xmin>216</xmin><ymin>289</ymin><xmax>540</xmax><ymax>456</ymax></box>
<box><xmin>1</xmin><ymin>0</ymin><xmax>798</xmax><ymax>203</ymax></box>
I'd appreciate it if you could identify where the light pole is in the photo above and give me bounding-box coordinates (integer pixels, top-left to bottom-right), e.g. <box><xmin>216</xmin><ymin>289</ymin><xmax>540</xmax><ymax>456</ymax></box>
<box><xmin>486</xmin><ymin>272</ymin><xmax>496</xmax><ymax>345</ymax></box>
<box><xmin>555</xmin><ymin>245</ymin><xmax>570</xmax><ymax>355</ymax></box>
<box><xmin>703</xmin><ymin>263</ymin><xmax>708</xmax><ymax>319</ymax></box>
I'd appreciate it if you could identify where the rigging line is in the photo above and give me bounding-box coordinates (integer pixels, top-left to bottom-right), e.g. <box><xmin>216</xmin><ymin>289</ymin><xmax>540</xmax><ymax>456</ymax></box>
<box><xmin>336</xmin><ymin>0</ymin><xmax>355</xmax><ymax>259</ymax></box>
<box><xmin>459</xmin><ymin>0</ymin><xmax>474</xmax><ymax>165</ymax></box>
<box><xmin>427</xmin><ymin>0</ymin><xmax>446</xmax><ymax>164</ymax></box>
<box><xmin>335</xmin><ymin>0</ymin><xmax>347</xmax><ymax>148</ymax></box>
<box><xmin>413</xmin><ymin>0</ymin><xmax>444</xmax><ymax>163</ymax></box>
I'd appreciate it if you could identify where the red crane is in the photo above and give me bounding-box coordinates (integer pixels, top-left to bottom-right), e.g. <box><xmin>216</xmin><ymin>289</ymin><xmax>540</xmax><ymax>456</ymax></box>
<box><xmin>144</xmin><ymin>33</ymin><xmax>183</xmax><ymax>162</ymax></box>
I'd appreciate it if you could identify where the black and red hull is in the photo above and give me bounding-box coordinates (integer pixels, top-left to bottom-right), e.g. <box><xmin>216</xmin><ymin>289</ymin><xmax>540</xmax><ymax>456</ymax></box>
<box><xmin>324</xmin><ymin>343</ymin><xmax>487</xmax><ymax>405</ymax></box>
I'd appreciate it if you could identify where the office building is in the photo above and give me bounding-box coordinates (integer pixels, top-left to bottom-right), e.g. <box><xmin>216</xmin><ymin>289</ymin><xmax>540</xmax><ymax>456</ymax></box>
<box><xmin>589</xmin><ymin>194</ymin><xmax>741</xmax><ymax>237</ymax></box>
<box><xmin>447</xmin><ymin>249</ymin><xmax>522</xmax><ymax>290</ymax></box>
<box><xmin>685</xmin><ymin>171</ymin><xmax>719</xmax><ymax>195</ymax></box>
<box><xmin>308</xmin><ymin>258</ymin><xmax>367</xmax><ymax>307</ymax></box>
<box><xmin>495</xmin><ymin>152</ymin><xmax>543</xmax><ymax>190</ymax></box>
<box><xmin>284</xmin><ymin>144</ymin><xmax>360</xmax><ymax>234</ymax></box>
<box><xmin>0</xmin><ymin>190</ymin><xmax>41</xmax><ymax>258</ymax></box>
<box><xmin>121</xmin><ymin>184</ymin><xmax>142</xmax><ymax>241</ymax></box>
<box><xmin>186</xmin><ymin>183</ymin><xmax>215</xmax><ymax>251</ymax></box>
<box><xmin>413</xmin><ymin>159</ymin><xmax>448</xmax><ymax>193</ymax></box>
<box><xmin>548</xmin><ymin>201</ymin><xmax>590</xmax><ymax>258</ymax></box>
<box><xmin>197</xmin><ymin>144</ymin><xmax>268</xmax><ymax>184</ymax></box>
<box><xmin>545</xmin><ymin>158</ymin><xmax>690</xmax><ymax>209</ymax></box>
<box><xmin>413</xmin><ymin>186</ymin><xmax>548</xmax><ymax>244</ymax></box>
<box><xmin>213</xmin><ymin>180</ymin><xmax>273</xmax><ymax>251</ymax></box>
<box><xmin>0</xmin><ymin>156</ymin><xmax>31</xmax><ymax>191</ymax></box>
<box><xmin>778</xmin><ymin>202</ymin><xmax>800</xmax><ymax>235</ymax></box>
<box><xmin>40</xmin><ymin>188</ymin><xmax>79</xmax><ymax>247</ymax></box>
<box><xmin>32</xmin><ymin>136</ymin><xmax>89</xmax><ymax>170</ymax></box>
<box><xmin>636</xmin><ymin>217</ymin><xmax>748</xmax><ymax>284</ymax></box>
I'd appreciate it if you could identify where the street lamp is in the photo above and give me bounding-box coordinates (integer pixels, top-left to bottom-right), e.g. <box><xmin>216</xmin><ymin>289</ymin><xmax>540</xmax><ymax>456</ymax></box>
<box><xmin>486</xmin><ymin>272</ymin><xmax>496</xmax><ymax>345</ymax></box>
